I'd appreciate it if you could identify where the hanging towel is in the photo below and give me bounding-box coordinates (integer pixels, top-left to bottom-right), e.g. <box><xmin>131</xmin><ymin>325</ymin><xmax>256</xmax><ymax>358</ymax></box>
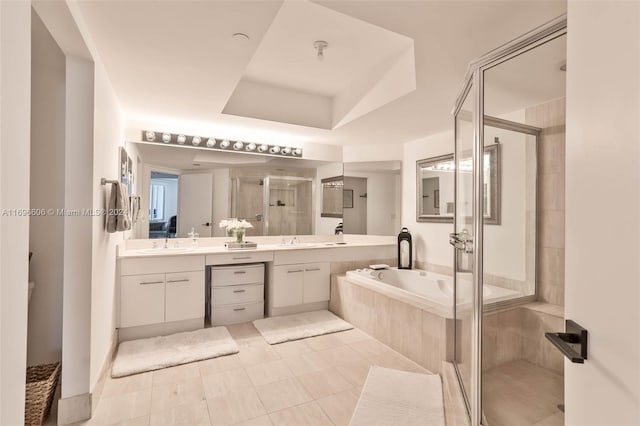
<box><xmin>130</xmin><ymin>195</ymin><xmax>141</xmax><ymax>224</ymax></box>
<box><xmin>106</xmin><ymin>182</ymin><xmax>131</xmax><ymax>233</ymax></box>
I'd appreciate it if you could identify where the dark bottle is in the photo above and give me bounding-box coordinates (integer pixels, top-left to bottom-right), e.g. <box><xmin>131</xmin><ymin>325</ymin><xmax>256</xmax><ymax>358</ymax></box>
<box><xmin>398</xmin><ymin>227</ymin><xmax>412</xmax><ymax>269</ymax></box>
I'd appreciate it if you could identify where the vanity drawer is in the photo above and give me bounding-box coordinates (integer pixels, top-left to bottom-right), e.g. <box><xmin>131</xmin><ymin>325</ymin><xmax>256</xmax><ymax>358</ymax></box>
<box><xmin>212</xmin><ymin>284</ymin><xmax>264</xmax><ymax>307</ymax></box>
<box><xmin>211</xmin><ymin>264</ymin><xmax>264</xmax><ymax>287</ymax></box>
<box><xmin>121</xmin><ymin>255</ymin><xmax>205</xmax><ymax>276</ymax></box>
<box><xmin>206</xmin><ymin>251</ymin><xmax>273</xmax><ymax>266</ymax></box>
<box><xmin>211</xmin><ymin>301</ymin><xmax>264</xmax><ymax>326</ymax></box>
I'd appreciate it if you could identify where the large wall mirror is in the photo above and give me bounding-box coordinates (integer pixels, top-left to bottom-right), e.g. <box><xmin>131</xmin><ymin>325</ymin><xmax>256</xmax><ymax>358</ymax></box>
<box><xmin>126</xmin><ymin>140</ymin><xmax>343</xmax><ymax>239</ymax></box>
<box><xmin>342</xmin><ymin>161</ymin><xmax>401</xmax><ymax>236</ymax></box>
<box><xmin>417</xmin><ymin>144</ymin><xmax>500</xmax><ymax>223</ymax></box>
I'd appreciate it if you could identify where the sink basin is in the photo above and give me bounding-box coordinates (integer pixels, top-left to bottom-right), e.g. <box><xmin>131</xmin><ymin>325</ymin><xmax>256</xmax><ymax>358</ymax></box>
<box><xmin>137</xmin><ymin>248</ymin><xmax>194</xmax><ymax>255</ymax></box>
<box><xmin>277</xmin><ymin>243</ymin><xmax>318</xmax><ymax>248</ymax></box>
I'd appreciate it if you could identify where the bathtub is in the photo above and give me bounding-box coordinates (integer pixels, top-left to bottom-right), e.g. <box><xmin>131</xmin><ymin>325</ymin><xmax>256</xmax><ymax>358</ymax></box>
<box><xmin>345</xmin><ymin>267</ymin><xmax>522</xmax><ymax>318</ymax></box>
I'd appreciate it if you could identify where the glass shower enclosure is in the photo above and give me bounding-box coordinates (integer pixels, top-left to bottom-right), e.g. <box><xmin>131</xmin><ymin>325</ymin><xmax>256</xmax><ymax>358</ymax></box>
<box><xmin>231</xmin><ymin>176</ymin><xmax>314</xmax><ymax>236</ymax></box>
<box><xmin>450</xmin><ymin>15</ymin><xmax>566</xmax><ymax>425</ymax></box>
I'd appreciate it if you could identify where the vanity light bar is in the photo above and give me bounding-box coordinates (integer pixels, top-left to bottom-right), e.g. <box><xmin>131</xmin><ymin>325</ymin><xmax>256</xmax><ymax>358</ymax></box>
<box><xmin>142</xmin><ymin>131</ymin><xmax>303</xmax><ymax>158</ymax></box>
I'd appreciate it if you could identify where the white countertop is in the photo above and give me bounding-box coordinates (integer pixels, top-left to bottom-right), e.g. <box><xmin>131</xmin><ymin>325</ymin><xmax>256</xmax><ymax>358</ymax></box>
<box><xmin>117</xmin><ymin>235</ymin><xmax>396</xmax><ymax>259</ymax></box>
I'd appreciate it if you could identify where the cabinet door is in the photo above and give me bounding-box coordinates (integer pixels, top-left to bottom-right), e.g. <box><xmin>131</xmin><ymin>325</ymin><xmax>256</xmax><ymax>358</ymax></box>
<box><xmin>165</xmin><ymin>271</ymin><xmax>205</xmax><ymax>322</ymax></box>
<box><xmin>272</xmin><ymin>265</ymin><xmax>304</xmax><ymax>308</ymax></box>
<box><xmin>303</xmin><ymin>263</ymin><xmax>330</xmax><ymax>304</ymax></box>
<box><xmin>120</xmin><ymin>274</ymin><xmax>165</xmax><ymax>328</ymax></box>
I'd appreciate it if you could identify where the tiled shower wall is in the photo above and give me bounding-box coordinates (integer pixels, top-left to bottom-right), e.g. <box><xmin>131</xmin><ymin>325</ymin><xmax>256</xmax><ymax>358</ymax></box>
<box><xmin>526</xmin><ymin>97</ymin><xmax>566</xmax><ymax>306</ymax></box>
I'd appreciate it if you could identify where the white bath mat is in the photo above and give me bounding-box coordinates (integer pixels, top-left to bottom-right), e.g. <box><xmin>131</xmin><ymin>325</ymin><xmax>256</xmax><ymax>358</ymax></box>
<box><xmin>349</xmin><ymin>366</ymin><xmax>445</xmax><ymax>426</ymax></box>
<box><xmin>252</xmin><ymin>310</ymin><xmax>353</xmax><ymax>344</ymax></box>
<box><xmin>111</xmin><ymin>327</ymin><xmax>238</xmax><ymax>377</ymax></box>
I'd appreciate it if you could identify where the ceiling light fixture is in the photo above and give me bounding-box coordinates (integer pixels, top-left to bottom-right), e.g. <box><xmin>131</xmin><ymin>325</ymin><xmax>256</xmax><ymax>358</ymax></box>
<box><xmin>314</xmin><ymin>40</ymin><xmax>328</xmax><ymax>61</ymax></box>
<box><xmin>141</xmin><ymin>131</ymin><xmax>302</xmax><ymax>159</ymax></box>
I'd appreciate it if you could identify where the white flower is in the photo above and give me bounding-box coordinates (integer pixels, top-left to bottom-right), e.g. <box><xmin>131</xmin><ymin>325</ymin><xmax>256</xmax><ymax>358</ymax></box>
<box><xmin>219</xmin><ymin>218</ymin><xmax>253</xmax><ymax>231</ymax></box>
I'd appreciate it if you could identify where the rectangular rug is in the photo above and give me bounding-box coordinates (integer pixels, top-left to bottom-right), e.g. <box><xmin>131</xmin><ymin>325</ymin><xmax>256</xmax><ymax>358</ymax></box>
<box><xmin>253</xmin><ymin>310</ymin><xmax>353</xmax><ymax>344</ymax></box>
<box><xmin>112</xmin><ymin>327</ymin><xmax>238</xmax><ymax>377</ymax></box>
<box><xmin>350</xmin><ymin>366</ymin><xmax>445</xmax><ymax>426</ymax></box>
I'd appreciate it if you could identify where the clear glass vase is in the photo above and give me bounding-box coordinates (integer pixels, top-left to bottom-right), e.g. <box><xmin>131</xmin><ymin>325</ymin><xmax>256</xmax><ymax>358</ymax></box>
<box><xmin>235</xmin><ymin>228</ymin><xmax>245</xmax><ymax>244</ymax></box>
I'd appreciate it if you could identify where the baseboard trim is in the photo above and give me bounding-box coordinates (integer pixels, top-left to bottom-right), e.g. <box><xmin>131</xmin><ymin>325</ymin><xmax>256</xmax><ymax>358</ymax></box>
<box><xmin>90</xmin><ymin>328</ymin><xmax>118</xmax><ymax>414</ymax></box>
<box><xmin>57</xmin><ymin>393</ymin><xmax>92</xmax><ymax>425</ymax></box>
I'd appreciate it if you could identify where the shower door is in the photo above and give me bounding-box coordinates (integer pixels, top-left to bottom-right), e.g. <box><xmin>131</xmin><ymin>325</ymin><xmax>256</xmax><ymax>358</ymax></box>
<box><xmin>451</xmin><ymin>15</ymin><xmax>567</xmax><ymax>426</ymax></box>
<box><xmin>231</xmin><ymin>177</ymin><xmax>264</xmax><ymax>236</ymax></box>
<box><xmin>263</xmin><ymin>176</ymin><xmax>314</xmax><ymax>236</ymax></box>
<box><xmin>451</xmin><ymin>77</ymin><xmax>481</xmax><ymax>423</ymax></box>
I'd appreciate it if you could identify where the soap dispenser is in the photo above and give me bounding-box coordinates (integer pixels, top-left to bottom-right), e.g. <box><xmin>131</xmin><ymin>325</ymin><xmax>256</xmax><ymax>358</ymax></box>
<box><xmin>397</xmin><ymin>227</ymin><xmax>412</xmax><ymax>269</ymax></box>
<box><xmin>188</xmin><ymin>227</ymin><xmax>199</xmax><ymax>248</ymax></box>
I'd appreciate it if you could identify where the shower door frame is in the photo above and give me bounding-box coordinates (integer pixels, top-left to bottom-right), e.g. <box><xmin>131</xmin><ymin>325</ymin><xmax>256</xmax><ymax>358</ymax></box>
<box><xmin>262</xmin><ymin>175</ymin><xmax>316</xmax><ymax>236</ymax></box>
<box><xmin>451</xmin><ymin>14</ymin><xmax>567</xmax><ymax>426</ymax></box>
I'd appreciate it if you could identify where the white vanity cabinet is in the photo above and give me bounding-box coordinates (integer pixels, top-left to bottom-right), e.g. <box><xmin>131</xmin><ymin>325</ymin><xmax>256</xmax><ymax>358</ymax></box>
<box><xmin>268</xmin><ymin>249</ymin><xmax>331</xmax><ymax>316</ymax></box>
<box><xmin>120</xmin><ymin>273</ymin><xmax>165</xmax><ymax>327</ymax></box>
<box><xmin>271</xmin><ymin>263</ymin><xmax>330</xmax><ymax>307</ymax></box>
<box><xmin>118</xmin><ymin>255</ymin><xmax>205</xmax><ymax>340</ymax></box>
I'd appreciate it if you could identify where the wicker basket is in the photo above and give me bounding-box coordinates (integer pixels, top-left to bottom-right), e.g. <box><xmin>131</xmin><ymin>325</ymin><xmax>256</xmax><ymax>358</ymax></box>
<box><xmin>25</xmin><ymin>362</ymin><xmax>61</xmax><ymax>426</ymax></box>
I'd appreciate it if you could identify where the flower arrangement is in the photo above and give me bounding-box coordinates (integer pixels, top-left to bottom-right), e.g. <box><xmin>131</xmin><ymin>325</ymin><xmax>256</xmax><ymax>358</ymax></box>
<box><xmin>219</xmin><ymin>218</ymin><xmax>253</xmax><ymax>243</ymax></box>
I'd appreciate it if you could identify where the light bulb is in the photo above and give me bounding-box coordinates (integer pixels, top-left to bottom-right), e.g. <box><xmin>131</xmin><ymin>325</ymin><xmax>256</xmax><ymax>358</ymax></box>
<box><xmin>220</xmin><ymin>139</ymin><xmax>230</xmax><ymax>149</ymax></box>
<box><xmin>162</xmin><ymin>133</ymin><xmax>171</xmax><ymax>143</ymax></box>
<box><xmin>206</xmin><ymin>138</ymin><xmax>216</xmax><ymax>148</ymax></box>
<box><xmin>192</xmin><ymin>136</ymin><xmax>201</xmax><ymax>146</ymax></box>
<box><xmin>246</xmin><ymin>143</ymin><xmax>256</xmax><ymax>151</ymax></box>
<box><xmin>258</xmin><ymin>144</ymin><xmax>269</xmax><ymax>153</ymax></box>
<box><xmin>145</xmin><ymin>131</ymin><xmax>156</xmax><ymax>141</ymax></box>
<box><xmin>269</xmin><ymin>146</ymin><xmax>280</xmax><ymax>154</ymax></box>
<box><xmin>294</xmin><ymin>148</ymin><xmax>302</xmax><ymax>156</ymax></box>
<box><xmin>177</xmin><ymin>134</ymin><xmax>186</xmax><ymax>144</ymax></box>
<box><xmin>281</xmin><ymin>147</ymin><xmax>291</xmax><ymax>155</ymax></box>
<box><xmin>233</xmin><ymin>141</ymin><xmax>244</xmax><ymax>150</ymax></box>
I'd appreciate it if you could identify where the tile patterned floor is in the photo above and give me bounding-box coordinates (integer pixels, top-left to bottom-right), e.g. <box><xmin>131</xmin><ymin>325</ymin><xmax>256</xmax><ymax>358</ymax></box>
<box><xmin>73</xmin><ymin>324</ymin><xmax>429</xmax><ymax>426</ymax></box>
<box><xmin>483</xmin><ymin>360</ymin><xmax>564</xmax><ymax>426</ymax></box>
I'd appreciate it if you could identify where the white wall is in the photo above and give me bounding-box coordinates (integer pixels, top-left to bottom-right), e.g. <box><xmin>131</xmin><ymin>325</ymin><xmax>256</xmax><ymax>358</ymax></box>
<box><xmin>89</xmin><ymin>61</ymin><xmax>125</xmax><ymax>391</ymax></box>
<box><xmin>0</xmin><ymin>2</ymin><xmax>31</xmax><ymax>424</ymax></box>
<box><xmin>28</xmin><ymin>10</ymin><xmax>66</xmax><ymax>367</ymax></box>
<box><xmin>402</xmin><ymin>111</ymin><xmax>530</xmax><ymax>282</ymax></box>
<box><xmin>212</xmin><ymin>168</ymin><xmax>230</xmax><ymax>237</ymax></box>
<box><xmin>402</xmin><ymin>131</ymin><xmax>455</xmax><ymax>268</ymax></box>
<box><xmin>564</xmin><ymin>2</ymin><xmax>640</xmax><ymax>425</ymax></box>
<box><xmin>62</xmin><ymin>56</ymin><xmax>94</xmax><ymax>399</ymax></box>
<box><xmin>315</xmin><ymin>162</ymin><xmax>343</xmax><ymax>235</ymax></box>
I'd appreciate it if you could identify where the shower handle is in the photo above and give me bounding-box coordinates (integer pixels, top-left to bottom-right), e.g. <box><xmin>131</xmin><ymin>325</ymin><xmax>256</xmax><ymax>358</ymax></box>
<box><xmin>449</xmin><ymin>230</ymin><xmax>473</xmax><ymax>254</ymax></box>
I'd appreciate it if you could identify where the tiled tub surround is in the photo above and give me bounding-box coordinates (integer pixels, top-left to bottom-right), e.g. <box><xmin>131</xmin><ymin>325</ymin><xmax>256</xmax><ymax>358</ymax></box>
<box><xmin>330</xmin><ymin>274</ymin><xmax>564</xmax><ymax>376</ymax></box>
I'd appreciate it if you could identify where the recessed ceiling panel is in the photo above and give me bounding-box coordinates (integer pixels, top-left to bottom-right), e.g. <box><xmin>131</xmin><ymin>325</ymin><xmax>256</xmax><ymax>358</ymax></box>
<box><xmin>223</xmin><ymin>0</ymin><xmax>417</xmax><ymax>129</ymax></box>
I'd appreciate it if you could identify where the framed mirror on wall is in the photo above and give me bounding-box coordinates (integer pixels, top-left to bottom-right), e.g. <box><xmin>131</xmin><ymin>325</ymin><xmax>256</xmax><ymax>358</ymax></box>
<box><xmin>320</xmin><ymin>176</ymin><xmax>343</xmax><ymax>218</ymax></box>
<box><xmin>416</xmin><ymin>144</ymin><xmax>500</xmax><ymax>224</ymax></box>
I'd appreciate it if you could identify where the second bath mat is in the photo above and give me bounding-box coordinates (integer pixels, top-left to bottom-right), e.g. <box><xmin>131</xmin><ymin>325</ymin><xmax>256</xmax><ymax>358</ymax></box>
<box><xmin>253</xmin><ymin>310</ymin><xmax>353</xmax><ymax>344</ymax></box>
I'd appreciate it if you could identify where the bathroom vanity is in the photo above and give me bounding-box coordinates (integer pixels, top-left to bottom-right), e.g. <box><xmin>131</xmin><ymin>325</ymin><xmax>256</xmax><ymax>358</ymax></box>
<box><xmin>116</xmin><ymin>236</ymin><xmax>395</xmax><ymax>342</ymax></box>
